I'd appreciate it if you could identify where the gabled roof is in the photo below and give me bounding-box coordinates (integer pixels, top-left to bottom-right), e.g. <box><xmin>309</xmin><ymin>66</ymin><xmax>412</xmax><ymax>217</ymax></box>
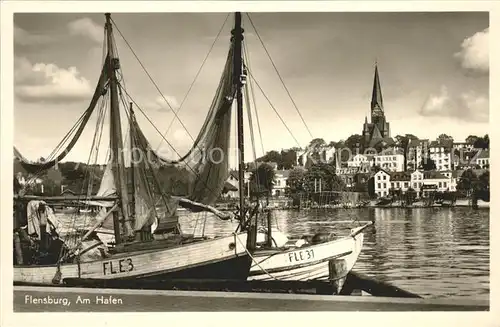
<box><xmin>476</xmin><ymin>149</ymin><xmax>489</xmax><ymax>159</ymax></box>
<box><xmin>423</xmin><ymin>171</ymin><xmax>448</xmax><ymax>180</ymax></box>
<box><xmin>390</xmin><ymin>171</ymin><xmax>411</xmax><ymax>181</ymax></box>
<box><xmin>374</xmin><ymin>168</ymin><xmax>391</xmax><ymax>176</ymax></box>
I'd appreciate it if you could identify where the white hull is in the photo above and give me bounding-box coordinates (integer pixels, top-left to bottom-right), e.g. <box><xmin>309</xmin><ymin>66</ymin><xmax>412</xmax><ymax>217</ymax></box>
<box><xmin>14</xmin><ymin>232</ymin><xmax>249</xmax><ymax>285</ymax></box>
<box><xmin>248</xmin><ymin>225</ymin><xmax>368</xmax><ymax>283</ymax></box>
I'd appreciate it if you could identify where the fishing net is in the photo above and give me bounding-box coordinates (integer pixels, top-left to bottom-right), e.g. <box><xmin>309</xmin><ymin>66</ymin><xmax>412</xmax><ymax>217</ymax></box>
<box><xmin>13</xmin><ymin>56</ymin><xmax>111</xmax><ymax>175</ymax></box>
<box><xmin>132</xmin><ymin>44</ymin><xmax>237</xmax><ymax>207</ymax></box>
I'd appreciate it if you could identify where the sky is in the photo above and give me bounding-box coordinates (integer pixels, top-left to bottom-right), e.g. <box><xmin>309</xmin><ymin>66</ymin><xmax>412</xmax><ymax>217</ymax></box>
<box><xmin>13</xmin><ymin>12</ymin><xmax>489</xmax><ymax>166</ymax></box>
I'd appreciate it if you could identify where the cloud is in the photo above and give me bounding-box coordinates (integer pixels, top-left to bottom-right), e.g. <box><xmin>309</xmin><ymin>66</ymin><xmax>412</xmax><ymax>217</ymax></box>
<box><xmin>419</xmin><ymin>85</ymin><xmax>488</xmax><ymax>123</ymax></box>
<box><xmin>142</xmin><ymin>95</ymin><xmax>180</xmax><ymax>112</ymax></box>
<box><xmin>67</xmin><ymin>17</ymin><xmax>104</xmax><ymax>44</ymax></box>
<box><xmin>15</xmin><ymin>57</ymin><xmax>93</xmax><ymax>103</ymax></box>
<box><xmin>454</xmin><ymin>28</ymin><xmax>489</xmax><ymax>74</ymax></box>
<box><xmin>14</xmin><ymin>25</ymin><xmax>53</xmax><ymax>46</ymax></box>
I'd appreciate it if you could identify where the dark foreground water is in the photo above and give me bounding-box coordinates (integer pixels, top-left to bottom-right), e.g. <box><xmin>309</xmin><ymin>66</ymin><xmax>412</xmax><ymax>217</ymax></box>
<box><xmin>192</xmin><ymin>207</ymin><xmax>489</xmax><ymax>300</ymax></box>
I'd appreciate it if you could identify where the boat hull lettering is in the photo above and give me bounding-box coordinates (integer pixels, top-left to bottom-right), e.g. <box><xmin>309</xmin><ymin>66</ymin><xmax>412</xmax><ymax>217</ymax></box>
<box><xmin>288</xmin><ymin>249</ymin><xmax>314</xmax><ymax>263</ymax></box>
<box><xmin>103</xmin><ymin>258</ymin><xmax>134</xmax><ymax>275</ymax></box>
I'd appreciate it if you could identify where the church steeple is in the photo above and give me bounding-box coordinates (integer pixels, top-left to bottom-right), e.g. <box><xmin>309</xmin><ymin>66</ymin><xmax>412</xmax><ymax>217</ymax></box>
<box><xmin>371</xmin><ymin>63</ymin><xmax>384</xmax><ymax>112</ymax></box>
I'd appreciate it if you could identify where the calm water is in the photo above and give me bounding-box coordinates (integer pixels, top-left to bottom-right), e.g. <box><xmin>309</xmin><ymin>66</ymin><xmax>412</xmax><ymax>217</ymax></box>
<box><xmin>183</xmin><ymin>207</ymin><xmax>490</xmax><ymax>300</ymax></box>
<box><xmin>58</xmin><ymin>206</ymin><xmax>489</xmax><ymax>299</ymax></box>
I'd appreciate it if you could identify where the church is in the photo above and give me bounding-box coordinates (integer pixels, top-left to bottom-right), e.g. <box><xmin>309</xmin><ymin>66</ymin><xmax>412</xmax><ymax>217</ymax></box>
<box><xmin>362</xmin><ymin>64</ymin><xmax>395</xmax><ymax>150</ymax></box>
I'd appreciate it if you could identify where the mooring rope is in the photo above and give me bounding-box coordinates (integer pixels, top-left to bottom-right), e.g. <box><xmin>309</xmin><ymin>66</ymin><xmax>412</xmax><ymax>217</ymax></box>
<box><xmin>232</xmin><ymin>232</ymin><xmax>279</xmax><ymax>281</ymax></box>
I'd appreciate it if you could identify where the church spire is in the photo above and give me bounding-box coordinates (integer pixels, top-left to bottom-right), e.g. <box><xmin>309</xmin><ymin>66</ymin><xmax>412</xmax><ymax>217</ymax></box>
<box><xmin>371</xmin><ymin>63</ymin><xmax>384</xmax><ymax>111</ymax></box>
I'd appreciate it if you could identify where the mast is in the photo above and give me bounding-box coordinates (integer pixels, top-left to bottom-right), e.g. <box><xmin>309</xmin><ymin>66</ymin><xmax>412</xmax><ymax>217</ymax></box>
<box><xmin>233</xmin><ymin>12</ymin><xmax>256</xmax><ymax>249</ymax></box>
<box><xmin>129</xmin><ymin>102</ymin><xmax>136</xmax><ymax>227</ymax></box>
<box><xmin>105</xmin><ymin>13</ymin><xmax>133</xmax><ymax>243</ymax></box>
<box><xmin>233</xmin><ymin>12</ymin><xmax>245</xmax><ymax>223</ymax></box>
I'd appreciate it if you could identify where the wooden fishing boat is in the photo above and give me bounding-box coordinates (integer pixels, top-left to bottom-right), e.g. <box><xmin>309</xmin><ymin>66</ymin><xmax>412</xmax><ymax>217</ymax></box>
<box><xmin>13</xmin><ymin>13</ymin><xmax>251</xmax><ymax>285</ymax></box>
<box><xmin>248</xmin><ymin>222</ymin><xmax>372</xmax><ymax>293</ymax></box>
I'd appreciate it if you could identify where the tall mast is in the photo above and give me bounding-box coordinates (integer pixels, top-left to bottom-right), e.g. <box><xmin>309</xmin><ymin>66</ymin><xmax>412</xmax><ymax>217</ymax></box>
<box><xmin>105</xmin><ymin>13</ymin><xmax>133</xmax><ymax>243</ymax></box>
<box><xmin>233</xmin><ymin>12</ymin><xmax>245</xmax><ymax>225</ymax></box>
<box><xmin>233</xmin><ymin>12</ymin><xmax>257</xmax><ymax>250</ymax></box>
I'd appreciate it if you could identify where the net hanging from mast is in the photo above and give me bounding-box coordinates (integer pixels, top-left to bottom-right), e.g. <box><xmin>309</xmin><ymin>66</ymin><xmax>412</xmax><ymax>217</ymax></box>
<box><xmin>131</xmin><ymin>44</ymin><xmax>237</xmax><ymax>207</ymax></box>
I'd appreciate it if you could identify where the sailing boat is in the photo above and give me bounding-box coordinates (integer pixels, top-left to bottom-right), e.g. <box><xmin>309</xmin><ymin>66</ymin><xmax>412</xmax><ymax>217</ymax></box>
<box><xmin>216</xmin><ymin>14</ymin><xmax>374</xmax><ymax>291</ymax></box>
<box><xmin>13</xmin><ymin>13</ymin><xmax>252</xmax><ymax>285</ymax></box>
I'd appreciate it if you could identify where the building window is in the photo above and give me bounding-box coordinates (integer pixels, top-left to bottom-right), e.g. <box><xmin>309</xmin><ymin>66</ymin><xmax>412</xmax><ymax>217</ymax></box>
<box><xmin>404</xmin><ymin>182</ymin><xmax>409</xmax><ymax>188</ymax></box>
<box><xmin>383</xmin><ymin>175</ymin><xmax>386</xmax><ymax>180</ymax></box>
<box><xmin>391</xmin><ymin>182</ymin><xmax>394</xmax><ymax>188</ymax></box>
<box><xmin>413</xmin><ymin>183</ymin><xmax>417</xmax><ymax>188</ymax></box>
<box><xmin>439</xmin><ymin>182</ymin><xmax>442</xmax><ymax>188</ymax></box>
<box><xmin>377</xmin><ymin>176</ymin><xmax>380</xmax><ymax>181</ymax></box>
<box><xmin>377</xmin><ymin>183</ymin><xmax>381</xmax><ymax>189</ymax></box>
<box><xmin>443</xmin><ymin>182</ymin><xmax>447</xmax><ymax>188</ymax></box>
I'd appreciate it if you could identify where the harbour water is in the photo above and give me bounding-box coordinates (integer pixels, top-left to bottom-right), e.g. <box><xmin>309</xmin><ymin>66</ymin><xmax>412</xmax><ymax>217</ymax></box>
<box><xmin>55</xmin><ymin>206</ymin><xmax>489</xmax><ymax>300</ymax></box>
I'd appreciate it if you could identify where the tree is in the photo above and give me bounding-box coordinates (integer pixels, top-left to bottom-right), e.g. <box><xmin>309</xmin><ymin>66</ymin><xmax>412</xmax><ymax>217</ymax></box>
<box><xmin>420</xmin><ymin>157</ymin><xmax>436</xmax><ymax>171</ymax></box>
<box><xmin>304</xmin><ymin>162</ymin><xmax>345</xmax><ymax>192</ymax></box>
<box><xmin>474</xmin><ymin>134</ymin><xmax>489</xmax><ymax>149</ymax></box>
<box><xmin>437</xmin><ymin>134</ymin><xmax>454</xmax><ymax>144</ymax></box>
<box><xmin>286</xmin><ymin>167</ymin><xmax>306</xmax><ymax>195</ymax></box>
<box><xmin>280</xmin><ymin>149</ymin><xmax>297</xmax><ymax>170</ymax></box>
<box><xmin>466</xmin><ymin>135</ymin><xmax>479</xmax><ymax>145</ymax></box>
<box><xmin>249</xmin><ymin>163</ymin><xmax>275</xmax><ymax>198</ymax></box>
<box><xmin>479</xmin><ymin>170</ymin><xmax>489</xmax><ymax>191</ymax></box>
<box><xmin>309</xmin><ymin>138</ymin><xmax>326</xmax><ymax>149</ymax></box>
<box><xmin>345</xmin><ymin>134</ymin><xmax>364</xmax><ymax>153</ymax></box>
<box><xmin>457</xmin><ymin>169</ymin><xmax>478</xmax><ymax>192</ymax></box>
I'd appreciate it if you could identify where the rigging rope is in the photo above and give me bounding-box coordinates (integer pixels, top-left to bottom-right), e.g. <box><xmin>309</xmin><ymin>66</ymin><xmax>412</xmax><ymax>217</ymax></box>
<box><xmin>245</xmin><ymin>68</ymin><xmax>302</xmax><ymax>148</ymax></box>
<box><xmin>111</xmin><ymin>17</ymin><xmax>196</xmax><ymax>147</ymax></box>
<box><xmin>246</xmin><ymin>13</ymin><xmax>314</xmax><ymax>140</ymax></box>
<box><xmin>155</xmin><ymin>13</ymin><xmax>231</xmax><ymax>151</ymax></box>
<box><xmin>243</xmin><ymin>37</ymin><xmax>265</xmax><ymax>158</ymax></box>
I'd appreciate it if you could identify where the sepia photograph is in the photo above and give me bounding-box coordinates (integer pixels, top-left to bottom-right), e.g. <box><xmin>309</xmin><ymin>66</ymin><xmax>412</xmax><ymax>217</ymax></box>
<box><xmin>1</xmin><ymin>0</ymin><xmax>496</xmax><ymax>322</ymax></box>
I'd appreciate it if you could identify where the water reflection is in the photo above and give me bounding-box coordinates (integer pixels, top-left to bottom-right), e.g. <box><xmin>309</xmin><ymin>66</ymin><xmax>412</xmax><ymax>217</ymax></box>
<box><xmin>271</xmin><ymin>207</ymin><xmax>489</xmax><ymax>300</ymax></box>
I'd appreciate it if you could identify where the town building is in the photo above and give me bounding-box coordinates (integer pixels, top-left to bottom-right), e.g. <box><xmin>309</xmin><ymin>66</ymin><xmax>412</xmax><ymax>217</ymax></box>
<box><xmin>473</xmin><ymin>149</ymin><xmax>490</xmax><ymax>169</ymax></box>
<box><xmin>273</xmin><ymin>169</ymin><xmax>291</xmax><ymax>197</ymax></box>
<box><xmin>428</xmin><ymin>141</ymin><xmax>452</xmax><ymax>171</ymax></box>
<box><xmin>373</xmin><ymin>168</ymin><xmax>457</xmax><ymax>198</ymax></box>
<box><xmin>406</xmin><ymin>139</ymin><xmax>428</xmax><ymax>171</ymax></box>
<box><xmin>373</xmin><ymin>148</ymin><xmax>405</xmax><ymax>172</ymax></box>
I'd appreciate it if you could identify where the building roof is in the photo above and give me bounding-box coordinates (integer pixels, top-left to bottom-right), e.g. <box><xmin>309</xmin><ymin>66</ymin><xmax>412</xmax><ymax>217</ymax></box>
<box><xmin>476</xmin><ymin>149</ymin><xmax>489</xmax><ymax>159</ymax></box>
<box><xmin>423</xmin><ymin>171</ymin><xmax>448</xmax><ymax>180</ymax></box>
<box><xmin>379</xmin><ymin>148</ymin><xmax>404</xmax><ymax>156</ymax></box>
<box><xmin>275</xmin><ymin>169</ymin><xmax>291</xmax><ymax>178</ymax></box>
<box><xmin>390</xmin><ymin>171</ymin><xmax>412</xmax><ymax>181</ymax></box>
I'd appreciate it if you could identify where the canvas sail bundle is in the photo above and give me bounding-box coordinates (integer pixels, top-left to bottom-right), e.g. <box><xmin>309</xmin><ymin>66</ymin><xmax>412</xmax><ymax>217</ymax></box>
<box><xmin>131</xmin><ymin>45</ymin><xmax>237</xmax><ymax>206</ymax></box>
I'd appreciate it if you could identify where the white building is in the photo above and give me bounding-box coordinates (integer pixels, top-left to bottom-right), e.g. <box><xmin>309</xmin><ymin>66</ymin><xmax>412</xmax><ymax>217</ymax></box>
<box><xmin>373</xmin><ymin>169</ymin><xmax>391</xmax><ymax>197</ymax></box>
<box><xmin>473</xmin><ymin>149</ymin><xmax>490</xmax><ymax>169</ymax></box>
<box><xmin>273</xmin><ymin>169</ymin><xmax>291</xmax><ymax>197</ymax></box>
<box><xmin>373</xmin><ymin>169</ymin><xmax>456</xmax><ymax>198</ymax></box>
<box><xmin>296</xmin><ymin>145</ymin><xmax>335</xmax><ymax>166</ymax></box>
<box><xmin>428</xmin><ymin>141</ymin><xmax>452</xmax><ymax>171</ymax></box>
<box><xmin>374</xmin><ymin>149</ymin><xmax>405</xmax><ymax>172</ymax></box>
<box><xmin>348</xmin><ymin>154</ymin><xmax>369</xmax><ymax>167</ymax></box>
<box><xmin>406</xmin><ymin>139</ymin><xmax>428</xmax><ymax>171</ymax></box>
<box><xmin>453</xmin><ymin>142</ymin><xmax>474</xmax><ymax>153</ymax></box>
